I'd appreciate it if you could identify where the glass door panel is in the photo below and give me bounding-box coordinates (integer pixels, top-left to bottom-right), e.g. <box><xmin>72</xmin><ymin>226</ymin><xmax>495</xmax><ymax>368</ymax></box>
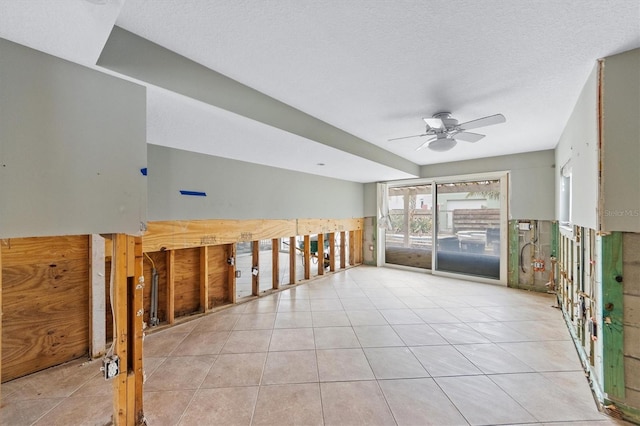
<box><xmin>434</xmin><ymin>180</ymin><xmax>501</xmax><ymax>280</ymax></box>
<box><xmin>235</xmin><ymin>241</ymin><xmax>253</xmax><ymax>299</ymax></box>
<box><xmin>384</xmin><ymin>185</ymin><xmax>433</xmax><ymax>269</ymax></box>
<box><xmin>258</xmin><ymin>239</ymin><xmax>272</xmax><ymax>293</ymax></box>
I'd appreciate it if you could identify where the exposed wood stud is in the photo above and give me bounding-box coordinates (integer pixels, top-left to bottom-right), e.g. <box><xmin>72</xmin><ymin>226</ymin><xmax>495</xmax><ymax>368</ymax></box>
<box><xmin>304</xmin><ymin>235</ymin><xmax>311</xmax><ymax>280</ymax></box>
<box><xmin>340</xmin><ymin>231</ymin><xmax>346</xmax><ymax>269</ymax></box>
<box><xmin>0</xmin><ymin>242</ymin><xmax>3</xmax><ymax>400</ymax></box>
<box><xmin>272</xmin><ymin>239</ymin><xmax>280</xmax><ymax>290</ymax></box>
<box><xmin>252</xmin><ymin>241</ymin><xmax>259</xmax><ymax>296</ymax></box>
<box><xmin>112</xmin><ymin>234</ymin><xmax>129</xmax><ymax>425</ymax></box>
<box><xmin>349</xmin><ymin>231</ymin><xmax>356</xmax><ymax>265</ymax></box>
<box><xmin>289</xmin><ymin>237</ymin><xmax>296</xmax><ymax>285</ymax></box>
<box><xmin>200</xmin><ymin>246</ymin><xmax>209</xmax><ymax>313</ymax></box>
<box><xmin>317</xmin><ymin>233</ymin><xmax>325</xmax><ymax>276</ymax></box>
<box><xmin>166</xmin><ymin>250</ymin><xmax>175</xmax><ymax>325</ymax></box>
<box><xmin>132</xmin><ymin>236</ymin><xmax>144</xmax><ymax>424</ymax></box>
<box><xmin>329</xmin><ymin>233</ymin><xmax>336</xmax><ymax>272</ymax></box>
<box><xmin>228</xmin><ymin>244</ymin><xmax>237</xmax><ymax>304</ymax></box>
<box><xmin>602</xmin><ymin>231</ymin><xmax>625</xmax><ymax>399</ymax></box>
<box><xmin>90</xmin><ymin>234</ymin><xmax>106</xmax><ymax>359</ymax></box>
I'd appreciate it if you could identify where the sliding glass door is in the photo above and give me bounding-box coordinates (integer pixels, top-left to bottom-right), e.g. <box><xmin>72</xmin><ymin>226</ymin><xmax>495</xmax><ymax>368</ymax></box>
<box><xmin>382</xmin><ymin>173</ymin><xmax>507</xmax><ymax>283</ymax></box>
<box><xmin>384</xmin><ymin>184</ymin><xmax>433</xmax><ymax>270</ymax></box>
<box><xmin>434</xmin><ymin>179</ymin><xmax>502</xmax><ymax>280</ymax></box>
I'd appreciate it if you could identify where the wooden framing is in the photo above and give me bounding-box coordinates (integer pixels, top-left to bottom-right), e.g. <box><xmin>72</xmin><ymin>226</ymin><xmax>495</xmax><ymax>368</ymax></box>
<box><xmin>228</xmin><ymin>244</ymin><xmax>237</xmax><ymax>304</ymax></box>
<box><xmin>111</xmin><ymin>234</ymin><xmax>144</xmax><ymax>425</ymax></box>
<box><xmin>349</xmin><ymin>231</ymin><xmax>356</xmax><ymax>266</ymax></box>
<box><xmin>303</xmin><ymin>235</ymin><xmax>311</xmax><ymax>280</ymax></box>
<box><xmin>252</xmin><ymin>241</ymin><xmax>259</xmax><ymax>296</ymax></box>
<box><xmin>200</xmin><ymin>246</ymin><xmax>209</xmax><ymax>313</ymax></box>
<box><xmin>89</xmin><ymin>234</ymin><xmax>107</xmax><ymax>359</ymax></box>
<box><xmin>329</xmin><ymin>232</ymin><xmax>336</xmax><ymax>272</ymax></box>
<box><xmin>272</xmin><ymin>238</ymin><xmax>280</xmax><ymax>289</ymax></box>
<box><xmin>340</xmin><ymin>231</ymin><xmax>346</xmax><ymax>269</ymax></box>
<box><xmin>166</xmin><ymin>250</ymin><xmax>175</xmax><ymax>325</ymax></box>
<box><xmin>0</xmin><ymin>243</ymin><xmax>3</xmax><ymax>400</ymax></box>
<box><xmin>289</xmin><ymin>236</ymin><xmax>296</xmax><ymax>285</ymax></box>
<box><xmin>317</xmin><ymin>233</ymin><xmax>325</xmax><ymax>276</ymax></box>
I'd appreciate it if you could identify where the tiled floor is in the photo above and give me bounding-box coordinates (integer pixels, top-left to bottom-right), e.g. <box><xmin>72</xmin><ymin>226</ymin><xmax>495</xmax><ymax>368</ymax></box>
<box><xmin>1</xmin><ymin>266</ymin><xmax>631</xmax><ymax>425</ymax></box>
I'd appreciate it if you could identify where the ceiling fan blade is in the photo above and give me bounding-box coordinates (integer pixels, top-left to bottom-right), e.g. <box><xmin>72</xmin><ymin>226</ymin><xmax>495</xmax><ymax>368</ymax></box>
<box><xmin>458</xmin><ymin>113</ymin><xmax>506</xmax><ymax>131</ymax></box>
<box><xmin>415</xmin><ymin>136</ymin><xmax>437</xmax><ymax>151</ymax></box>
<box><xmin>423</xmin><ymin>117</ymin><xmax>444</xmax><ymax>130</ymax></box>
<box><xmin>454</xmin><ymin>132</ymin><xmax>485</xmax><ymax>143</ymax></box>
<box><xmin>388</xmin><ymin>133</ymin><xmax>428</xmax><ymax>141</ymax></box>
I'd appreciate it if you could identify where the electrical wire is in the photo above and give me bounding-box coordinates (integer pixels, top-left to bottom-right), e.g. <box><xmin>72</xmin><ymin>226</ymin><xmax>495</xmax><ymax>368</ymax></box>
<box><xmin>144</xmin><ymin>251</ymin><xmax>156</xmax><ymax>269</ymax></box>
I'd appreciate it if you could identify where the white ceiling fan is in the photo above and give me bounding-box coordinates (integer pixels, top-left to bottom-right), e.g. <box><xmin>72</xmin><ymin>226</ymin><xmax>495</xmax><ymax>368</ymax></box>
<box><xmin>389</xmin><ymin>112</ymin><xmax>506</xmax><ymax>152</ymax></box>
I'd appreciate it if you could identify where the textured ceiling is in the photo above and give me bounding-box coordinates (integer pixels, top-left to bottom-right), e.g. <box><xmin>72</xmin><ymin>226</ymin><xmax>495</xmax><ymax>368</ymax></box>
<box><xmin>1</xmin><ymin>0</ymin><xmax>639</xmax><ymax>182</ymax></box>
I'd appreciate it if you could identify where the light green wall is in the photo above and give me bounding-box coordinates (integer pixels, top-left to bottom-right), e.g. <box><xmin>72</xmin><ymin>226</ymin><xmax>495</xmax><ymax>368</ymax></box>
<box><xmin>0</xmin><ymin>38</ymin><xmax>147</xmax><ymax>238</ymax></box>
<box><xmin>148</xmin><ymin>145</ymin><xmax>364</xmax><ymax>221</ymax></box>
<box><xmin>420</xmin><ymin>150</ymin><xmax>555</xmax><ymax>220</ymax></box>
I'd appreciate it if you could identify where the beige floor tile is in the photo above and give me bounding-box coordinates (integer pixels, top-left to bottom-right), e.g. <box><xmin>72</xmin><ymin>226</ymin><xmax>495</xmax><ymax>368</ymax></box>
<box><xmin>379</xmin><ymin>309</ymin><xmax>424</xmax><ymax>324</ymax></box>
<box><xmin>392</xmin><ymin>324</ymin><xmax>448</xmax><ymax>346</ymax></box>
<box><xmin>498</xmin><ymin>340</ymin><xmax>582</xmax><ymax>371</ymax></box>
<box><xmin>276</xmin><ymin>298</ymin><xmax>311</xmax><ymax>311</ymax></box>
<box><xmin>233</xmin><ymin>313</ymin><xmax>276</xmax><ymax>330</ymax></box>
<box><xmin>145</xmin><ymin>355</ymin><xmax>215</xmax><ymax>391</ymax></box>
<box><xmin>261</xmin><ymin>350</ymin><xmax>319</xmax><ymax>384</ymax></box>
<box><xmin>454</xmin><ymin>343</ymin><xmax>535</xmax><ymax>374</ymax></box>
<box><xmin>243</xmin><ymin>300</ymin><xmax>279</xmax><ymax>313</ymax></box>
<box><xmin>370</xmin><ymin>297</ymin><xmax>408</xmax><ymax>309</ymax></box>
<box><xmin>505</xmin><ymin>319</ymin><xmax>572</xmax><ymax>341</ymax></box>
<box><xmin>252</xmin><ymin>383</ymin><xmax>323</xmax><ymax>425</ymax></box>
<box><xmin>317</xmin><ymin>348</ymin><xmax>375</xmax><ymax>381</ymax></box>
<box><xmin>363</xmin><ymin>347</ymin><xmax>429</xmax><ymax>379</ymax></box>
<box><xmin>178</xmin><ymin>387</ymin><xmax>258</xmax><ymax>426</ymax></box>
<box><xmin>274</xmin><ymin>311</ymin><xmax>313</xmax><ymax>328</ymax></box>
<box><xmin>397</xmin><ymin>296</ymin><xmax>439</xmax><ymax>309</ymax></box>
<box><xmin>410</xmin><ymin>345</ymin><xmax>482</xmax><ymax>377</ymax></box>
<box><xmin>200</xmin><ymin>352</ymin><xmax>266</xmax><ymax>388</ymax></box>
<box><xmin>340</xmin><ymin>297</ymin><xmax>377</xmax><ymax>310</ymax></box>
<box><xmin>192</xmin><ymin>313</ymin><xmax>241</xmax><ymax>332</ymax></box>
<box><xmin>413</xmin><ymin>308</ymin><xmax>461</xmax><ymax>323</ymax></box>
<box><xmin>32</xmin><ymin>395</ymin><xmax>112</xmax><ymax>426</ymax></box>
<box><xmin>310</xmin><ymin>298</ymin><xmax>344</xmax><ymax>311</ymax></box>
<box><xmin>320</xmin><ymin>381</ymin><xmax>395</xmax><ymax>426</ymax></box>
<box><xmin>490</xmin><ymin>372</ymin><xmax>606</xmax><ymax>422</ymax></box>
<box><xmin>144</xmin><ymin>331</ymin><xmax>189</xmax><ymax>357</ymax></box>
<box><xmin>0</xmin><ymin>398</ymin><xmax>62</xmax><ymax>426</ymax></box>
<box><xmin>314</xmin><ymin>326</ymin><xmax>360</xmax><ymax>349</ymax></box>
<box><xmin>436</xmin><ymin>375</ymin><xmax>537</xmax><ymax>425</ymax></box>
<box><xmin>346</xmin><ymin>310</ymin><xmax>389</xmax><ymax>326</ymax></box>
<box><xmin>379</xmin><ymin>378</ymin><xmax>468</xmax><ymax>426</ymax></box>
<box><xmin>144</xmin><ymin>390</ymin><xmax>195</xmax><ymax>426</ymax></box>
<box><xmin>447</xmin><ymin>307</ymin><xmax>497</xmax><ymax>322</ymax></box>
<box><xmin>353</xmin><ymin>325</ymin><xmax>405</xmax><ymax>347</ymax></box>
<box><xmin>311</xmin><ymin>310</ymin><xmax>351</xmax><ymax>327</ymax></box>
<box><xmin>170</xmin><ymin>330</ymin><xmax>230</xmax><ymax>356</ymax></box>
<box><xmin>269</xmin><ymin>328</ymin><xmax>315</xmax><ymax>351</ymax></box>
<box><xmin>467</xmin><ymin>321</ymin><xmax>529</xmax><ymax>342</ymax></box>
<box><xmin>430</xmin><ymin>322</ymin><xmax>491</xmax><ymax>344</ymax></box>
<box><xmin>336</xmin><ymin>288</ymin><xmax>367</xmax><ymax>298</ymax></box>
<box><xmin>221</xmin><ymin>329</ymin><xmax>272</xmax><ymax>353</ymax></box>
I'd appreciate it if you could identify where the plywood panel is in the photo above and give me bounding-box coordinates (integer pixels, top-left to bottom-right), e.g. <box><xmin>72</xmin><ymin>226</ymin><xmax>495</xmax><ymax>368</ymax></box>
<box><xmin>297</xmin><ymin>218</ymin><xmax>364</xmax><ymax>236</ymax></box>
<box><xmin>2</xmin><ymin>236</ymin><xmax>89</xmax><ymax>382</ymax></box>
<box><xmin>208</xmin><ymin>245</ymin><xmax>230</xmax><ymax>308</ymax></box>
<box><xmin>144</xmin><ymin>219</ymin><xmax>297</xmax><ymax>252</ymax></box>
<box><xmin>174</xmin><ymin>248</ymin><xmax>200</xmax><ymax>317</ymax></box>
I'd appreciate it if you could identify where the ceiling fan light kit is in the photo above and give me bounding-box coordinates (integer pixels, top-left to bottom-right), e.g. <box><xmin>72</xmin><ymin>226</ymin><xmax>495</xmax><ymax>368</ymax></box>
<box><xmin>390</xmin><ymin>112</ymin><xmax>506</xmax><ymax>152</ymax></box>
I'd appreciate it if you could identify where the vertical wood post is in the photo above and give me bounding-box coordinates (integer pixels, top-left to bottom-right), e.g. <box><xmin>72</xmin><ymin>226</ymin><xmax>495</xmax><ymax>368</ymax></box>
<box><xmin>340</xmin><ymin>231</ymin><xmax>346</xmax><ymax>269</ymax></box>
<box><xmin>303</xmin><ymin>235</ymin><xmax>311</xmax><ymax>280</ymax></box>
<box><xmin>272</xmin><ymin>239</ymin><xmax>280</xmax><ymax>290</ymax></box>
<box><xmin>166</xmin><ymin>250</ymin><xmax>175</xmax><ymax>325</ymax></box>
<box><xmin>289</xmin><ymin>237</ymin><xmax>296</xmax><ymax>285</ymax></box>
<box><xmin>252</xmin><ymin>241</ymin><xmax>259</xmax><ymax>296</ymax></box>
<box><xmin>200</xmin><ymin>246</ymin><xmax>209</xmax><ymax>313</ymax></box>
<box><xmin>349</xmin><ymin>231</ymin><xmax>356</xmax><ymax>266</ymax></box>
<box><xmin>317</xmin><ymin>233</ymin><xmax>325</xmax><ymax>276</ymax></box>
<box><xmin>507</xmin><ymin>220</ymin><xmax>519</xmax><ymax>286</ymax></box>
<box><xmin>601</xmin><ymin>232</ymin><xmax>625</xmax><ymax>399</ymax></box>
<box><xmin>112</xmin><ymin>234</ymin><xmax>144</xmax><ymax>425</ymax></box>
<box><xmin>329</xmin><ymin>233</ymin><xmax>336</xmax><ymax>272</ymax></box>
<box><xmin>228</xmin><ymin>244</ymin><xmax>237</xmax><ymax>304</ymax></box>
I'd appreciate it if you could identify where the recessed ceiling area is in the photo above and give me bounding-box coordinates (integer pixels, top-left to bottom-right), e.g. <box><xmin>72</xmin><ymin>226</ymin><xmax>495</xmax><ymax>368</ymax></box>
<box><xmin>1</xmin><ymin>0</ymin><xmax>639</xmax><ymax>181</ymax></box>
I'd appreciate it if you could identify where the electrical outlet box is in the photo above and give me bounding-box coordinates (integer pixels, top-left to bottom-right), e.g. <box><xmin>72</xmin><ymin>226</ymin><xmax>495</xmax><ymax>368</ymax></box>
<box><xmin>518</xmin><ymin>222</ymin><xmax>531</xmax><ymax>231</ymax></box>
<box><xmin>102</xmin><ymin>355</ymin><xmax>120</xmax><ymax>380</ymax></box>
